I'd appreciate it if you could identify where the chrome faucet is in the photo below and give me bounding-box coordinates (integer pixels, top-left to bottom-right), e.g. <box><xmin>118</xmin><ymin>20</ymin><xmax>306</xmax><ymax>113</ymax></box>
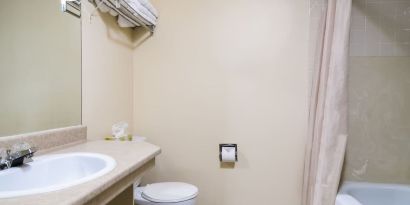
<box><xmin>0</xmin><ymin>143</ymin><xmax>37</xmax><ymax>170</ymax></box>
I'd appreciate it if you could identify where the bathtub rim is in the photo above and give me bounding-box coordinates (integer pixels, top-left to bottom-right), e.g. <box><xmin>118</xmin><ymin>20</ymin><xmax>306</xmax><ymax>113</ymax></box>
<box><xmin>340</xmin><ymin>181</ymin><xmax>410</xmax><ymax>194</ymax></box>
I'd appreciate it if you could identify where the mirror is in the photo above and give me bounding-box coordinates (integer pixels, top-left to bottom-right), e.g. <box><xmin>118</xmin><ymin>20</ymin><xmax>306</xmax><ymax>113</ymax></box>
<box><xmin>0</xmin><ymin>0</ymin><xmax>81</xmax><ymax>137</ymax></box>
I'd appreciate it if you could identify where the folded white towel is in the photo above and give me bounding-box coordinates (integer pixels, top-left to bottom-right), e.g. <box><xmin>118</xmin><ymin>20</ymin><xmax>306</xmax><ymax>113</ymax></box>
<box><xmin>109</xmin><ymin>8</ymin><xmax>118</xmax><ymax>16</ymax></box>
<box><xmin>125</xmin><ymin>0</ymin><xmax>157</xmax><ymax>25</ymax></box>
<box><xmin>94</xmin><ymin>0</ymin><xmax>118</xmax><ymax>16</ymax></box>
<box><xmin>91</xmin><ymin>0</ymin><xmax>157</xmax><ymax>28</ymax></box>
<box><xmin>137</xmin><ymin>0</ymin><xmax>158</xmax><ymax>18</ymax></box>
<box><xmin>94</xmin><ymin>0</ymin><xmax>135</xmax><ymax>27</ymax></box>
<box><xmin>118</xmin><ymin>15</ymin><xmax>138</xmax><ymax>27</ymax></box>
<box><xmin>95</xmin><ymin>0</ymin><xmax>110</xmax><ymax>12</ymax></box>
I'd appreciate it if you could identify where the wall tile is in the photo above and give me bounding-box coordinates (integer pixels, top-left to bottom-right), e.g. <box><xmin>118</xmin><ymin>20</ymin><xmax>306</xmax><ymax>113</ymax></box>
<box><xmin>351</xmin><ymin>29</ymin><xmax>366</xmax><ymax>44</ymax></box>
<box><xmin>380</xmin><ymin>43</ymin><xmax>397</xmax><ymax>56</ymax></box>
<box><xmin>345</xmin><ymin>57</ymin><xmax>410</xmax><ymax>183</ymax></box>
<box><xmin>350</xmin><ymin>0</ymin><xmax>410</xmax><ymax>57</ymax></box>
<box><xmin>346</xmin><ymin>0</ymin><xmax>410</xmax><ymax>185</ymax></box>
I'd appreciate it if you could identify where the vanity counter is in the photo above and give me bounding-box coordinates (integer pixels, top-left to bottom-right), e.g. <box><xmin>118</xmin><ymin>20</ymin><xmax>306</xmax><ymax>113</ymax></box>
<box><xmin>0</xmin><ymin>140</ymin><xmax>161</xmax><ymax>205</ymax></box>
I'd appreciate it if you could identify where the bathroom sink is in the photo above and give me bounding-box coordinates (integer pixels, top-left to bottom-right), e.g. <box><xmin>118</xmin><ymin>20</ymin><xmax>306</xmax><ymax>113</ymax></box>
<box><xmin>0</xmin><ymin>152</ymin><xmax>116</xmax><ymax>198</ymax></box>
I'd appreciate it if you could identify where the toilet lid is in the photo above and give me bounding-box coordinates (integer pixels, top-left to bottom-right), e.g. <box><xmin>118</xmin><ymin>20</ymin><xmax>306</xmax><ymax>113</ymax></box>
<box><xmin>142</xmin><ymin>182</ymin><xmax>198</xmax><ymax>203</ymax></box>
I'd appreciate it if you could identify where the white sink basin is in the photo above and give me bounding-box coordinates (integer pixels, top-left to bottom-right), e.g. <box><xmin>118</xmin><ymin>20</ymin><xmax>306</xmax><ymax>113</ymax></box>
<box><xmin>0</xmin><ymin>152</ymin><xmax>116</xmax><ymax>198</ymax></box>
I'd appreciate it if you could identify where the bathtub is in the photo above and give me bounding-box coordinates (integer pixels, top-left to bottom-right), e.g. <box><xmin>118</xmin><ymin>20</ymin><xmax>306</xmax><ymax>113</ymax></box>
<box><xmin>336</xmin><ymin>181</ymin><xmax>410</xmax><ymax>205</ymax></box>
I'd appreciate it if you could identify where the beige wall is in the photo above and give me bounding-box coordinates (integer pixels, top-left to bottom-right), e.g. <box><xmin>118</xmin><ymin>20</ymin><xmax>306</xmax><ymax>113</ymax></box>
<box><xmin>132</xmin><ymin>0</ymin><xmax>309</xmax><ymax>204</ymax></box>
<box><xmin>82</xmin><ymin>1</ymin><xmax>134</xmax><ymax>140</ymax></box>
<box><xmin>0</xmin><ymin>0</ymin><xmax>81</xmax><ymax>136</ymax></box>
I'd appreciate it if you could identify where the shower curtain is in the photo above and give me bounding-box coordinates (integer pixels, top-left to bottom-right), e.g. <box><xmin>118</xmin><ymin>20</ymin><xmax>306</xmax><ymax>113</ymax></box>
<box><xmin>302</xmin><ymin>0</ymin><xmax>351</xmax><ymax>205</ymax></box>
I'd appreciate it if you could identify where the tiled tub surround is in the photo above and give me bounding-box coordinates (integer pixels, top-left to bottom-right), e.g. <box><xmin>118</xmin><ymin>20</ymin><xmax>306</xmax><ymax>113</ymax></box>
<box><xmin>344</xmin><ymin>0</ymin><xmax>410</xmax><ymax>185</ymax></box>
<box><xmin>350</xmin><ymin>0</ymin><xmax>410</xmax><ymax>57</ymax></box>
<box><xmin>344</xmin><ymin>57</ymin><xmax>410</xmax><ymax>183</ymax></box>
<box><xmin>0</xmin><ymin>140</ymin><xmax>161</xmax><ymax>205</ymax></box>
<box><xmin>0</xmin><ymin>126</ymin><xmax>87</xmax><ymax>153</ymax></box>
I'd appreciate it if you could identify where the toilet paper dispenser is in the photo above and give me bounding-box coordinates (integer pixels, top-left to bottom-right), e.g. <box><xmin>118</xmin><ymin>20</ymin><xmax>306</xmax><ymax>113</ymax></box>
<box><xmin>219</xmin><ymin>144</ymin><xmax>238</xmax><ymax>162</ymax></box>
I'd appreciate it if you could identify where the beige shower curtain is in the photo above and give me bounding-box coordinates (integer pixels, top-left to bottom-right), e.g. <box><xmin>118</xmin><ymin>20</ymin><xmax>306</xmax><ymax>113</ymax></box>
<box><xmin>302</xmin><ymin>0</ymin><xmax>351</xmax><ymax>205</ymax></box>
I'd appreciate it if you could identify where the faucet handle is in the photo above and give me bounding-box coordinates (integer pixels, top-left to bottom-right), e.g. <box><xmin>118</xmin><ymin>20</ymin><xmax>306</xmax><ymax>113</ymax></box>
<box><xmin>0</xmin><ymin>148</ymin><xmax>9</xmax><ymax>168</ymax></box>
<box><xmin>0</xmin><ymin>148</ymin><xmax>8</xmax><ymax>161</ymax></box>
<box><xmin>0</xmin><ymin>149</ymin><xmax>4</xmax><ymax>163</ymax></box>
<box><xmin>11</xmin><ymin>142</ymin><xmax>32</xmax><ymax>153</ymax></box>
<box><xmin>0</xmin><ymin>143</ymin><xmax>36</xmax><ymax>170</ymax></box>
<box><xmin>8</xmin><ymin>142</ymin><xmax>36</xmax><ymax>160</ymax></box>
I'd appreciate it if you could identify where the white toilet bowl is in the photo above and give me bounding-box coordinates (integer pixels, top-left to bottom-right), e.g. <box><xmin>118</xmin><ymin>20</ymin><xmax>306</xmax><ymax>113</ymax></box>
<box><xmin>134</xmin><ymin>182</ymin><xmax>198</xmax><ymax>205</ymax></box>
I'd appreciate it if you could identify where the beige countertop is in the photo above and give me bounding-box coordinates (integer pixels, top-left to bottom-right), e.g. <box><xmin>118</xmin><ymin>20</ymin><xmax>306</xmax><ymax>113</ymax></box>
<box><xmin>0</xmin><ymin>140</ymin><xmax>161</xmax><ymax>205</ymax></box>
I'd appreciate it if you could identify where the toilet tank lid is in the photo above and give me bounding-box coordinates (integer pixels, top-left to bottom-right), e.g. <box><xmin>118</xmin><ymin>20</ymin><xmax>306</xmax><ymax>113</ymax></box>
<box><xmin>142</xmin><ymin>182</ymin><xmax>198</xmax><ymax>203</ymax></box>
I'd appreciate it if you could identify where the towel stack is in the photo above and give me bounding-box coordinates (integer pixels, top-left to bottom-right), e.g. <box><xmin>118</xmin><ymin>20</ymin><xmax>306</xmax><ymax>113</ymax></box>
<box><xmin>92</xmin><ymin>0</ymin><xmax>158</xmax><ymax>28</ymax></box>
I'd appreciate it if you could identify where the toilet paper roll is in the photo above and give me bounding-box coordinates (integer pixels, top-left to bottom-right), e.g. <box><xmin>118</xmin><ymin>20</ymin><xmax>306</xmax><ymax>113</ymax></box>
<box><xmin>221</xmin><ymin>147</ymin><xmax>236</xmax><ymax>162</ymax></box>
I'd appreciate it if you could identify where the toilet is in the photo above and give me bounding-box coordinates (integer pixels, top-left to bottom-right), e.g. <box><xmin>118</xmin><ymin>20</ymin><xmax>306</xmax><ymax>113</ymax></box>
<box><xmin>134</xmin><ymin>182</ymin><xmax>198</xmax><ymax>205</ymax></box>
